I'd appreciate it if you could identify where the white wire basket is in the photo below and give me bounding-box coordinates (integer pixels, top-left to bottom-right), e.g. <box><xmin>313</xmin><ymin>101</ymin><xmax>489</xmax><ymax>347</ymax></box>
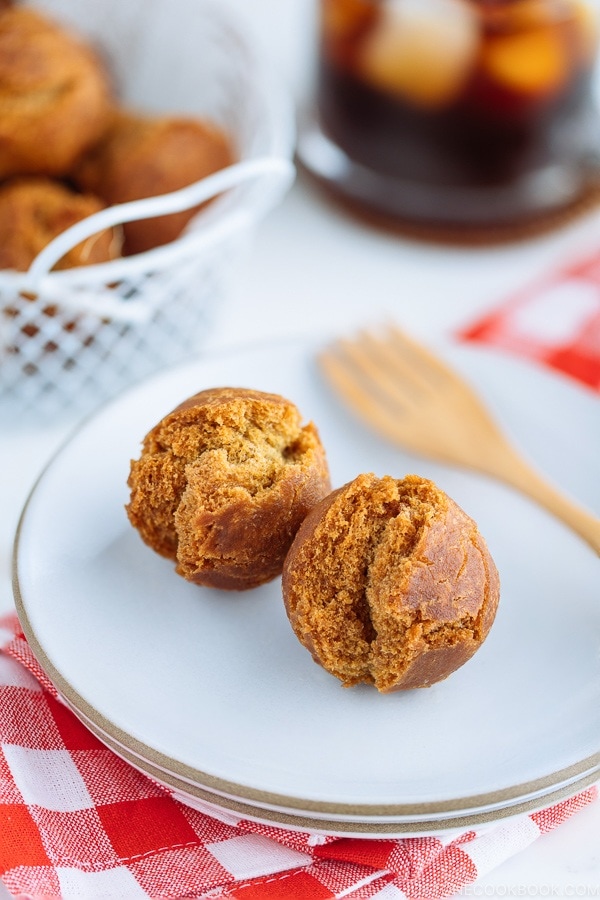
<box><xmin>0</xmin><ymin>0</ymin><xmax>296</xmax><ymax>421</ymax></box>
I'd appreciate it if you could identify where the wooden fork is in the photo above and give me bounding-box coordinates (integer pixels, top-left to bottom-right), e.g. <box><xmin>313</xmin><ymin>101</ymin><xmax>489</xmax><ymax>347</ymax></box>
<box><xmin>319</xmin><ymin>324</ymin><xmax>600</xmax><ymax>555</ymax></box>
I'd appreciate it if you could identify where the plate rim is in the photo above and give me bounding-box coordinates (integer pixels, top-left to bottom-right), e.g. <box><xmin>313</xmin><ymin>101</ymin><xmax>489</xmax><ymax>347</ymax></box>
<box><xmin>45</xmin><ymin>688</ymin><xmax>600</xmax><ymax>837</ymax></box>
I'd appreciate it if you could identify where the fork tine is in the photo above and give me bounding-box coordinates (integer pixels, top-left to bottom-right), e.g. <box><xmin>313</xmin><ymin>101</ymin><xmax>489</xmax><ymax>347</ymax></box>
<box><xmin>386</xmin><ymin>323</ymin><xmax>463</xmax><ymax>386</ymax></box>
<box><xmin>356</xmin><ymin>328</ymin><xmax>439</xmax><ymax>397</ymax></box>
<box><xmin>320</xmin><ymin>324</ymin><xmax>500</xmax><ymax>462</ymax></box>
<box><xmin>386</xmin><ymin>324</ymin><xmax>506</xmax><ymax>427</ymax></box>
<box><xmin>334</xmin><ymin>333</ymin><xmax>426</xmax><ymax>410</ymax></box>
<box><xmin>318</xmin><ymin>346</ymin><xmax>414</xmax><ymax>446</ymax></box>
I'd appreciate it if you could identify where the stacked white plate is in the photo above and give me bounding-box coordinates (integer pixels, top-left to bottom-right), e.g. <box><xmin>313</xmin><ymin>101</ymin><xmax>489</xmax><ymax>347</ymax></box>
<box><xmin>13</xmin><ymin>338</ymin><xmax>600</xmax><ymax>838</ymax></box>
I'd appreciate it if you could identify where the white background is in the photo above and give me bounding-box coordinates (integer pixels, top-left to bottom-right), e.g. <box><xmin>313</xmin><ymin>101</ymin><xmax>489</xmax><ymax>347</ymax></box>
<box><xmin>1</xmin><ymin>0</ymin><xmax>599</xmax><ymax>896</ymax></box>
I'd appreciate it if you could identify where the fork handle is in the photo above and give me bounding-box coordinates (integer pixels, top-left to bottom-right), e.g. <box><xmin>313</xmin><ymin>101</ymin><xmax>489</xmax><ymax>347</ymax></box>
<box><xmin>490</xmin><ymin>448</ymin><xmax>600</xmax><ymax>556</ymax></box>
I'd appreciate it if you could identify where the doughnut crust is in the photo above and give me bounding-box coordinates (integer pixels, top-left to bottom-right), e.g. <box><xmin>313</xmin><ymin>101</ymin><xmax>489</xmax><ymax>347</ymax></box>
<box><xmin>282</xmin><ymin>473</ymin><xmax>500</xmax><ymax>692</ymax></box>
<box><xmin>0</xmin><ymin>7</ymin><xmax>113</xmax><ymax>179</ymax></box>
<box><xmin>126</xmin><ymin>387</ymin><xmax>331</xmax><ymax>590</ymax></box>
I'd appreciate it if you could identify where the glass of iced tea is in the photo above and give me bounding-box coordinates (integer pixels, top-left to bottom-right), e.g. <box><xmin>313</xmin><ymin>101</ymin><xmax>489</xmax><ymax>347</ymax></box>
<box><xmin>298</xmin><ymin>0</ymin><xmax>600</xmax><ymax>237</ymax></box>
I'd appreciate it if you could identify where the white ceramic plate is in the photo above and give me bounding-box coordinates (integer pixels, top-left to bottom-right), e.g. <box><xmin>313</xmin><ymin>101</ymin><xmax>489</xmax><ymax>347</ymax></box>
<box><xmin>13</xmin><ymin>337</ymin><xmax>600</xmax><ymax>837</ymax></box>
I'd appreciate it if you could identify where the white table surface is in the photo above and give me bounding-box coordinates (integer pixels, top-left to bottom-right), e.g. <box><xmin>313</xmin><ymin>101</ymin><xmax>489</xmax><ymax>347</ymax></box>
<box><xmin>1</xmin><ymin>1</ymin><xmax>599</xmax><ymax>896</ymax></box>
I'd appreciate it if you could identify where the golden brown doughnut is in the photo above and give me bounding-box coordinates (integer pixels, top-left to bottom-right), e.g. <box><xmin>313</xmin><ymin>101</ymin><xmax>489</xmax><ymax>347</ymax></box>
<box><xmin>126</xmin><ymin>387</ymin><xmax>331</xmax><ymax>590</ymax></box>
<box><xmin>0</xmin><ymin>176</ymin><xmax>121</xmax><ymax>271</ymax></box>
<box><xmin>0</xmin><ymin>7</ymin><xmax>113</xmax><ymax>179</ymax></box>
<box><xmin>282</xmin><ymin>473</ymin><xmax>500</xmax><ymax>692</ymax></box>
<box><xmin>73</xmin><ymin>110</ymin><xmax>236</xmax><ymax>254</ymax></box>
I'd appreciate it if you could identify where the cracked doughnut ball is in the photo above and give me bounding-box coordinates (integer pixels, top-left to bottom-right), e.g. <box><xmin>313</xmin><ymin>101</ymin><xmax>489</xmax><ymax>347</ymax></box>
<box><xmin>282</xmin><ymin>473</ymin><xmax>500</xmax><ymax>692</ymax></box>
<box><xmin>126</xmin><ymin>387</ymin><xmax>331</xmax><ymax>590</ymax></box>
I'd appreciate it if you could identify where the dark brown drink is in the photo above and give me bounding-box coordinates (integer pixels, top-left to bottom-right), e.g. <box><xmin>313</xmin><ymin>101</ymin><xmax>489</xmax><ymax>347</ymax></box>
<box><xmin>299</xmin><ymin>0</ymin><xmax>600</xmax><ymax>233</ymax></box>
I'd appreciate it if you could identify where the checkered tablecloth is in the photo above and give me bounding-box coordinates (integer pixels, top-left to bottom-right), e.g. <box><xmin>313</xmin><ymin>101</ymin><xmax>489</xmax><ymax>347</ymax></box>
<box><xmin>459</xmin><ymin>246</ymin><xmax>600</xmax><ymax>394</ymax></box>
<box><xmin>0</xmin><ymin>613</ymin><xmax>597</xmax><ymax>900</ymax></box>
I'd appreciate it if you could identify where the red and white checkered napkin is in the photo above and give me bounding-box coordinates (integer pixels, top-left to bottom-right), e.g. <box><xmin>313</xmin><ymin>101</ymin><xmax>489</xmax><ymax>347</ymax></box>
<box><xmin>0</xmin><ymin>614</ymin><xmax>597</xmax><ymax>900</ymax></box>
<box><xmin>458</xmin><ymin>247</ymin><xmax>600</xmax><ymax>394</ymax></box>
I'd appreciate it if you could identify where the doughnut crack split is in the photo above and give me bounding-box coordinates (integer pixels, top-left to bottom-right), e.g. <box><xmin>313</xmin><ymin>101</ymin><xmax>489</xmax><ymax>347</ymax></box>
<box><xmin>282</xmin><ymin>472</ymin><xmax>500</xmax><ymax>692</ymax></box>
